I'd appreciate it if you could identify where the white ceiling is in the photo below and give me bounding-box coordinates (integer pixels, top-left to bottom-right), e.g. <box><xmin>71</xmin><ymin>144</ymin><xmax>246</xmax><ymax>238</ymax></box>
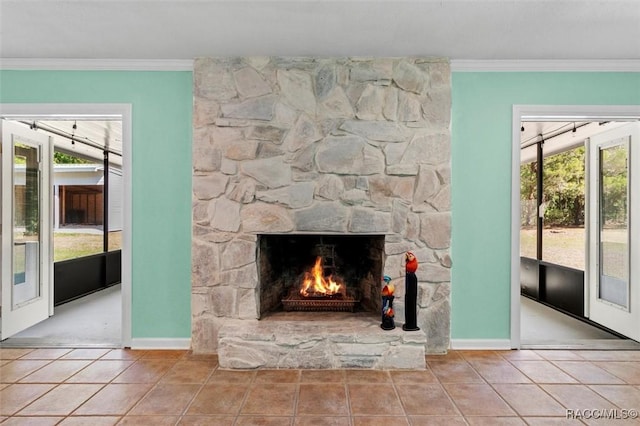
<box><xmin>1</xmin><ymin>1</ymin><xmax>639</xmax><ymax>61</ymax></box>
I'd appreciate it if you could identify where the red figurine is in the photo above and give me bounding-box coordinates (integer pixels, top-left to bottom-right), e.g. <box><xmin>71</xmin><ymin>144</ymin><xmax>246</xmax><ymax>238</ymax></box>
<box><xmin>405</xmin><ymin>251</ymin><xmax>418</xmax><ymax>273</ymax></box>
<box><xmin>403</xmin><ymin>251</ymin><xmax>420</xmax><ymax>331</ymax></box>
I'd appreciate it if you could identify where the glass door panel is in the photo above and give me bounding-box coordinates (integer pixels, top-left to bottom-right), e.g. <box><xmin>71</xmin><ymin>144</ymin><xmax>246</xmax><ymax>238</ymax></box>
<box><xmin>598</xmin><ymin>142</ymin><xmax>629</xmax><ymax>309</ymax></box>
<box><xmin>1</xmin><ymin>120</ymin><xmax>51</xmax><ymax>339</ymax></box>
<box><xmin>588</xmin><ymin>122</ymin><xmax>640</xmax><ymax>341</ymax></box>
<box><xmin>12</xmin><ymin>142</ymin><xmax>41</xmax><ymax>308</ymax></box>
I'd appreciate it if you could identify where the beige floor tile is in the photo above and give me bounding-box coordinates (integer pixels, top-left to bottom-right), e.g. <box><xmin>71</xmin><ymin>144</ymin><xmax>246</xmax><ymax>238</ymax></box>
<box><xmin>588</xmin><ymin>384</ymin><xmax>640</xmax><ymax>408</ymax></box>
<box><xmin>186</xmin><ymin>384</ymin><xmax>248</xmax><ymax>415</ymax></box>
<box><xmin>576</xmin><ymin>351</ymin><xmax>640</xmax><ymax>362</ymax></box>
<box><xmin>523</xmin><ymin>418</ymin><xmax>590</xmax><ymax>425</ymax></box>
<box><xmin>0</xmin><ymin>383</ymin><xmax>56</xmax><ymax>416</ymax></box>
<box><xmin>541</xmin><ymin>384</ymin><xmax>618</xmax><ymax>410</ymax></box>
<box><xmin>396</xmin><ymin>383</ymin><xmax>459</xmax><ymax>416</ymax></box>
<box><xmin>254</xmin><ymin>369</ymin><xmax>301</xmax><ymax>383</ymax></box>
<box><xmin>442</xmin><ymin>383</ymin><xmax>516</xmax><ymax>416</ymax></box>
<box><xmin>552</xmin><ymin>361</ymin><xmax>626</xmax><ymax>384</ymax></box>
<box><xmin>408</xmin><ymin>416</ymin><xmax>467</xmax><ymax>425</ymax></box>
<box><xmin>61</xmin><ymin>349</ymin><xmax>112</xmax><ymax>360</ymax></box>
<box><xmin>300</xmin><ymin>369</ymin><xmax>346</xmax><ymax>383</ymax></box>
<box><xmin>351</xmin><ymin>417</ymin><xmax>409</xmax><ymax>426</ymax></box>
<box><xmin>207</xmin><ymin>369</ymin><xmax>255</xmax><ymax>384</ymax></box>
<box><xmin>594</xmin><ymin>361</ymin><xmax>640</xmax><ymax>384</ymax></box>
<box><xmin>297</xmin><ymin>383</ymin><xmax>348</xmax><ymax>416</ymax></box>
<box><xmin>0</xmin><ymin>348</ymin><xmax>33</xmax><ymax>360</ymax></box>
<box><xmin>111</xmin><ymin>359</ymin><xmax>176</xmax><ymax>383</ymax></box>
<box><xmin>389</xmin><ymin>369</ymin><xmax>438</xmax><ymax>384</ymax></box>
<box><xmin>493</xmin><ymin>383</ymin><xmax>566</xmax><ymax>416</ymax></box>
<box><xmin>235</xmin><ymin>416</ymin><xmax>293</xmax><ymax>426</ymax></box>
<box><xmin>348</xmin><ymin>384</ymin><xmax>404</xmax><ymax>416</ymax></box>
<box><xmin>428</xmin><ymin>360</ymin><xmax>485</xmax><ymax>383</ymax></box>
<box><xmin>510</xmin><ymin>361</ymin><xmax>578</xmax><ymax>384</ymax></box>
<box><xmin>469</xmin><ymin>360</ymin><xmax>532</xmax><ymax>383</ymax></box>
<box><xmin>2</xmin><ymin>416</ymin><xmax>65</xmax><ymax>425</ymax></box>
<box><xmin>140</xmin><ymin>350</ymin><xmax>188</xmax><ymax>359</ymax></box>
<box><xmin>178</xmin><ymin>416</ymin><xmax>235</xmax><ymax>425</ymax></box>
<box><xmin>75</xmin><ymin>383</ymin><xmax>153</xmax><ymax>415</ymax></box>
<box><xmin>117</xmin><ymin>415</ymin><xmax>180</xmax><ymax>425</ymax></box>
<box><xmin>182</xmin><ymin>352</ymin><xmax>219</xmax><ymax>362</ymax></box>
<box><xmin>345</xmin><ymin>369</ymin><xmax>392</xmax><ymax>384</ymax></box>
<box><xmin>240</xmin><ymin>383</ymin><xmax>297</xmax><ymax>416</ymax></box>
<box><xmin>160</xmin><ymin>360</ymin><xmax>216</xmax><ymax>384</ymax></box>
<box><xmin>458</xmin><ymin>350</ymin><xmax>506</xmax><ymax>361</ymax></box>
<box><xmin>426</xmin><ymin>351</ymin><xmax>463</xmax><ymax>362</ymax></box>
<box><xmin>19</xmin><ymin>348</ymin><xmax>72</xmax><ymax>360</ymax></box>
<box><xmin>465</xmin><ymin>418</ymin><xmax>527</xmax><ymax>425</ymax></box>
<box><xmin>534</xmin><ymin>350</ymin><xmax>584</xmax><ymax>361</ymax></box>
<box><xmin>58</xmin><ymin>416</ymin><xmax>121</xmax><ymax>425</ymax></box>
<box><xmin>100</xmin><ymin>349</ymin><xmax>147</xmax><ymax>361</ymax></box>
<box><xmin>19</xmin><ymin>360</ymin><xmax>92</xmax><ymax>383</ymax></box>
<box><xmin>294</xmin><ymin>416</ymin><xmax>350</xmax><ymax>426</ymax></box>
<box><xmin>0</xmin><ymin>360</ymin><xmax>50</xmax><ymax>383</ymax></box>
<box><xmin>66</xmin><ymin>360</ymin><xmax>134</xmax><ymax>383</ymax></box>
<box><xmin>17</xmin><ymin>383</ymin><xmax>103</xmax><ymax>416</ymax></box>
<box><xmin>501</xmin><ymin>350</ymin><xmax>544</xmax><ymax>361</ymax></box>
<box><xmin>128</xmin><ymin>383</ymin><xmax>200</xmax><ymax>415</ymax></box>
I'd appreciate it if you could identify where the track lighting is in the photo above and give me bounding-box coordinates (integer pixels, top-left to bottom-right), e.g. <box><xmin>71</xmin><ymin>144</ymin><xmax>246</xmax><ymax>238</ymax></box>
<box><xmin>71</xmin><ymin>121</ymin><xmax>77</xmax><ymax>145</ymax></box>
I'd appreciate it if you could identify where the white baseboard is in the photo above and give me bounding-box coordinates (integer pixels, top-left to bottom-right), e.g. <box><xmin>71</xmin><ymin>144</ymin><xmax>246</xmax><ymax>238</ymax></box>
<box><xmin>129</xmin><ymin>338</ymin><xmax>191</xmax><ymax>350</ymax></box>
<box><xmin>450</xmin><ymin>339</ymin><xmax>512</xmax><ymax>350</ymax></box>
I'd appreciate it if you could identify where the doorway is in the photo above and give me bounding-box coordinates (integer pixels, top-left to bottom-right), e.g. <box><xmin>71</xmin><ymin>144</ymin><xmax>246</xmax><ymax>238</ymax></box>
<box><xmin>511</xmin><ymin>105</ymin><xmax>640</xmax><ymax>349</ymax></box>
<box><xmin>0</xmin><ymin>104</ymin><xmax>131</xmax><ymax>348</ymax></box>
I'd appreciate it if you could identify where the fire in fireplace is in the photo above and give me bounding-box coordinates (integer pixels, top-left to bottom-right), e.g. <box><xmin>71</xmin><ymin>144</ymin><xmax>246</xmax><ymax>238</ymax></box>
<box><xmin>258</xmin><ymin>234</ymin><xmax>384</xmax><ymax>317</ymax></box>
<box><xmin>282</xmin><ymin>255</ymin><xmax>360</xmax><ymax>312</ymax></box>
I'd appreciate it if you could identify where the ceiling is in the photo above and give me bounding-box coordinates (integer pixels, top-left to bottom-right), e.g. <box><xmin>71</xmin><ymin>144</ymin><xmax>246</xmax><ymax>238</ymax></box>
<box><xmin>1</xmin><ymin>1</ymin><xmax>639</xmax><ymax>61</ymax></box>
<box><xmin>10</xmin><ymin>119</ymin><xmax>123</xmax><ymax>167</ymax></box>
<box><xmin>520</xmin><ymin>120</ymin><xmax>632</xmax><ymax>164</ymax></box>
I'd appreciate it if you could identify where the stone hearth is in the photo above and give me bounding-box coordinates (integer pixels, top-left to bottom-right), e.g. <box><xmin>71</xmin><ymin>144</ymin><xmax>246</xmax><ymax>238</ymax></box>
<box><xmin>192</xmin><ymin>57</ymin><xmax>452</xmax><ymax>366</ymax></box>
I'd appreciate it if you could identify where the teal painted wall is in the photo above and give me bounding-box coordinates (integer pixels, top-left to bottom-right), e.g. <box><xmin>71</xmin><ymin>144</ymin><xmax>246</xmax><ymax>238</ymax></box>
<box><xmin>451</xmin><ymin>72</ymin><xmax>640</xmax><ymax>340</ymax></box>
<box><xmin>3</xmin><ymin>69</ymin><xmax>638</xmax><ymax>343</ymax></box>
<box><xmin>0</xmin><ymin>71</ymin><xmax>193</xmax><ymax>339</ymax></box>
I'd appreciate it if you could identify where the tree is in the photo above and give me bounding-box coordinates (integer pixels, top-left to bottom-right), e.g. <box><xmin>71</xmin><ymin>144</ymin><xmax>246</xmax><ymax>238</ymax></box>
<box><xmin>520</xmin><ymin>146</ymin><xmax>586</xmax><ymax>228</ymax></box>
<box><xmin>543</xmin><ymin>146</ymin><xmax>585</xmax><ymax>226</ymax></box>
<box><xmin>54</xmin><ymin>152</ymin><xmax>90</xmax><ymax>164</ymax></box>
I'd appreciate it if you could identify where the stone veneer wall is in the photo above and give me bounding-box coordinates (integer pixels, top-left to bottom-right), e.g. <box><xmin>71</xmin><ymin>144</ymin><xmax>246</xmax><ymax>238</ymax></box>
<box><xmin>192</xmin><ymin>57</ymin><xmax>452</xmax><ymax>354</ymax></box>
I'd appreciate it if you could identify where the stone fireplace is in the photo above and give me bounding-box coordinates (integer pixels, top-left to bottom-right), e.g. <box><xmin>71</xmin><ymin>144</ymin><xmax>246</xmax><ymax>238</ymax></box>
<box><xmin>192</xmin><ymin>56</ymin><xmax>452</xmax><ymax>368</ymax></box>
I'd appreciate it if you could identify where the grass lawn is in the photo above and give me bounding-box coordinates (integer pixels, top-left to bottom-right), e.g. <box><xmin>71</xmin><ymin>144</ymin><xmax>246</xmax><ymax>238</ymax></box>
<box><xmin>521</xmin><ymin>226</ymin><xmax>627</xmax><ymax>273</ymax></box>
<box><xmin>53</xmin><ymin>231</ymin><xmax>122</xmax><ymax>262</ymax></box>
<box><xmin>521</xmin><ymin>227</ymin><xmax>585</xmax><ymax>270</ymax></box>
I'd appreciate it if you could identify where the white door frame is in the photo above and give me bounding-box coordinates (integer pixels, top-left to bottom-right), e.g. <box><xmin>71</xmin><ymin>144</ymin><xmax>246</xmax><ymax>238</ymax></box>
<box><xmin>0</xmin><ymin>103</ymin><xmax>132</xmax><ymax>347</ymax></box>
<box><xmin>510</xmin><ymin>105</ymin><xmax>640</xmax><ymax>349</ymax></box>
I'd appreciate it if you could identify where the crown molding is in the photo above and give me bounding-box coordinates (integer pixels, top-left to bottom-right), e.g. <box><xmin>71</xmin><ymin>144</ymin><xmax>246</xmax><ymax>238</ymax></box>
<box><xmin>0</xmin><ymin>58</ymin><xmax>194</xmax><ymax>71</ymax></box>
<box><xmin>2</xmin><ymin>58</ymin><xmax>638</xmax><ymax>73</ymax></box>
<box><xmin>451</xmin><ymin>59</ymin><xmax>640</xmax><ymax>72</ymax></box>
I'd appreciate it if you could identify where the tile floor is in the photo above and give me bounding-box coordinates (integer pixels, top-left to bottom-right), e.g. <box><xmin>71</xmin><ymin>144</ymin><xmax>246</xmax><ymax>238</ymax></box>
<box><xmin>1</xmin><ymin>348</ymin><xmax>640</xmax><ymax>425</ymax></box>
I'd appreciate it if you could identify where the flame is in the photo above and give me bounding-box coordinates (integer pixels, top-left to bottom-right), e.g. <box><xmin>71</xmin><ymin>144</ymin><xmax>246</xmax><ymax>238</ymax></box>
<box><xmin>300</xmin><ymin>257</ymin><xmax>343</xmax><ymax>297</ymax></box>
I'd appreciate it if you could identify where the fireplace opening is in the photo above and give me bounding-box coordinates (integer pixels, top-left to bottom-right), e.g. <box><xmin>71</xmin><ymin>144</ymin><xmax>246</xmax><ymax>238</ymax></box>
<box><xmin>258</xmin><ymin>234</ymin><xmax>385</xmax><ymax>317</ymax></box>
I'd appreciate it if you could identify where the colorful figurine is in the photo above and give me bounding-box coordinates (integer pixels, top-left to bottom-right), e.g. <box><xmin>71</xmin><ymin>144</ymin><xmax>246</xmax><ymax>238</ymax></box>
<box><xmin>403</xmin><ymin>252</ymin><xmax>420</xmax><ymax>331</ymax></box>
<box><xmin>380</xmin><ymin>275</ymin><xmax>395</xmax><ymax>330</ymax></box>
